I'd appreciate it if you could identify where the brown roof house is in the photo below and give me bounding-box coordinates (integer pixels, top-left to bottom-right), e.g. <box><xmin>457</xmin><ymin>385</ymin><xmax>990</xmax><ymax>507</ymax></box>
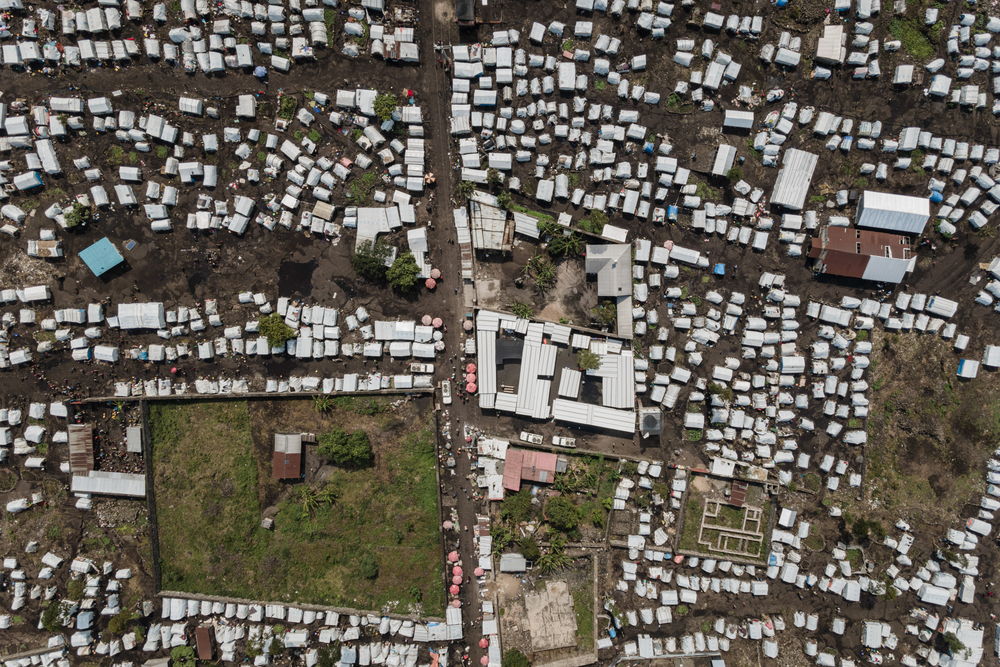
<box><xmin>809</xmin><ymin>226</ymin><xmax>915</xmax><ymax>283</ymax></box>
<box><xmin>271</xmin><ymin>433</ymin><xmax>303</xmax><ymax>481</ymax></box>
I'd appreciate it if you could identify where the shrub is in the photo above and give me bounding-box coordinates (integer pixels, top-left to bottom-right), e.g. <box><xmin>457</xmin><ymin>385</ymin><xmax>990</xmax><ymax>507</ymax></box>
<box><xmin>510</xmin><ymin>302</ymin><xmax>534</xmax><ymax>319</ymax></box>
<box><xmin>356</xmin><ymin>551</ymin><xmax>379</xmax><ymax>579</ymax></box>
<box><xmin>496</xmin><ymin>191</ymin><xmax>513</xmax><ymax>209</ymax></box>
<box><xmin>577</xmin><ymin>350</ymin><xmax>600</xmax><ymax>371</ymax></box>
<box><xmin>317</xmin><ymin>428</ymin><xmax>373</xmax><ymax>467</ymax></box>
<box><xmin>591</xmin><ymin>302</ymin><xmax>617</xmax><ymax>326</ymax></box>
<box><xmin>170</xmin><ymin>646</ymin><xmax>196</xmax><ymax>667</ymax></box>
<box><xmin>387</xmin><ymin>251</ymin><xmax>421</xmax><ymax>293</ymax></box>
<box><xmin>373</xmin><ymin>93</ymin><xmax>398</xmax><ymax>121</ymax></box>
<box><xmin>351</xmin><ymin>240</ymin><xmax>390</xmax><ymax>281</ymax></box>
<box><xmin>547</xmin><ymin>232</ymin><xmax>583</xmax><ymax>258</ymax></box>
<box><xmin>518</xmin><ymin>537</ymin><xmax>541</xmax><ymax>561</ymax></box>
<box><xmin>64</xmin><ymin>202</ymin><xmax>93</xmax><ymax>228</ymax></box>
<box><xmin>503</xmin><ymin>650</ymin><xmax>531</xmax><ymax>667</ymax></box>
<box><xmin>258</xmin><ymin>313</ymin><xmax>297</xmax><ymax>348</ymax></box>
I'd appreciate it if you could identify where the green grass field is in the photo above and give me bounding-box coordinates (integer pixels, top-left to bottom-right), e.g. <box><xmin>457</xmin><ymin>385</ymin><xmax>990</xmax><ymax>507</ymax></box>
<box><xmin>150</xmin><ymin>399</ymin><xmax>443</xmax><ymax>614</ymax></box>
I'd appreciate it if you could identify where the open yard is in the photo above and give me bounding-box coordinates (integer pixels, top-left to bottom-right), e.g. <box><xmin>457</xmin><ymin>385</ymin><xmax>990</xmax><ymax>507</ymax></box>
<box><xmin>150</xmin><ymin>396</ymin><xmax>444</xmax><ymax>615</ymax></box>
<box><xmin>860</xmin><ymin>332</ymin><xmax>1000</xmax><ymax>524</ymax></box>
<box><xmin>677</xmin><ymin>478</ymin><xmax>771</xmax><ymax>565</ymax></box>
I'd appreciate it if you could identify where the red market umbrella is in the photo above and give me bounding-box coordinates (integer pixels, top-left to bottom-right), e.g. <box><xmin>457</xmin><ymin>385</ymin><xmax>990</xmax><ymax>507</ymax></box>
<box><xmin>432</xmin><ymin>317</ymin><xmax>444</xmax><ymax>328</ymax></box>
<box><xmin>452</xmin><ymin>575</ymin><xmax>463</xmax><ymax>585</ymax></box>
<box><xmin>465</xmin><ymin>373</ymin><xmax>477</xmax><ymax>384</ymax></box>
<box><xmin>425</xmin><ymin>278</ymin><xmax>437</xmax><ymax>289</ymax></box>
<box><xmin>421</xmin><ymin>315</ymin><xmax>432</xmax><ymax>325</ymax></box>
<box><xmin>480</xmin><ymin>657</ymin><xmax>489</xmax><ymax>665</ymax></box>
<box><xmin>452</xmin><ymin>566</ymin><xmax>463</xmax><ymax>576</ymax></box>
<box><xmin>430</xmin><ymin>268</ymin><xmax>442</xmax><ymax>279</ymax></box>
<box><xmin>663</xmin><ymin>240</ymin><xmax>674</xmax><ymax>250</ymax></box>
<box><xmin>447</xmin><ymin>551</ymin><xmax>460</xmax><ymax>563</ymax></box>
<box><xmin>462</xmin><ymin>320</ymin><xmax>473</xmax><ymax>331</ymax></box>
<box><xmin>473</xmin><ymin>567</ymin><xmax>485</xmax><ymax>576</ymax></box>
<box><xmin>478</xmin><ymin>638</ymin><xmax>490</xmax><ymax>648</ymax></box>
<box><xmin>451</xmin><ymin>600</ymin><xmax>462</xmax><ymax>608</ymax></box>
<box><xmin>465</xmin><ymin>383</ymin><xmax>477</xmax><ymax>393</ymax></box>
<box><xmin>449</xmin><ymin>584</ymin><xmax>460</xmax><ymax>595</ymax></box>
<box><xmin>466</xmin><ymin>363</ymin><xmax>477</xmax><ymax>373</ymax></box>
<box><xmin>442</xmin><ymin>520</ymin><xmax>454</xmax><ymax>530</ymax></box>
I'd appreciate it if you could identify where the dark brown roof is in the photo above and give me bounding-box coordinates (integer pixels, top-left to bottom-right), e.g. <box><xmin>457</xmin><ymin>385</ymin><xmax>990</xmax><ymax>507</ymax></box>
<box><xmin>68</xmin><ymin>424</ymin><xmax>94</xmax><ymax>475</ymax></box>
<box><xmin>809</xmin><ymin>226</ymin><xmax>912</xmax><ymax>279</ymax></box>
<box><xmin>271</xmin><ymin>433</ymin><xmax>303</xmax><ymax>480</ymax></box>
<box><xmin>195</xmin><ymin>626</ymin><xmax>213</xmax><ymax>661</ymax></box>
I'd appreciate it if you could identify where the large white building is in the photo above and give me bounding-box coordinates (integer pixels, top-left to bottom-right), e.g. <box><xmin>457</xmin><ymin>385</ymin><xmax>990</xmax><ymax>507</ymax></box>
<box><xmin>855</xmin><ymin>191</ymin><xmax>930</xmax><ymax>234</ymax></box>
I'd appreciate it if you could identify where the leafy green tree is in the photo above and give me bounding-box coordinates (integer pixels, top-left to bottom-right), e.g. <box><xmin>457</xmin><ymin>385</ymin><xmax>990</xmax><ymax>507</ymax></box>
<box><xmin>318</xmin><ymin>428</ymin><xmax>373</xmax><ymax>467</ymax></box>
<box><xmin>64</xmin><ymin>202</ymin><xmax>93</xmax><ymax>228</ymax></box>
<box><xmin>518</xmin><ymin>537</ymin><xmax>541</xmax><ymax>561</ymax></box>
<box><xmin>486</xmin><ymin>168</ymin><xmax>502</xmax><ymax>186</ymax></box>
<box><xmin>496</xmin><ymin>191</ymin><xmax>513</xmax><ymax>209</ymax></box>
<box><xmin>387</xmin><ymin>251</ymin><xmax>421</xmax><ymax>293</ymax></box>
<box><xmin>351</xmin><ymin>240</ymin><xmax>390</xmax><ymax>281</ymax></box>
<box><xmin>547</xmin><ymin>232</ymin><xmax>584</xmax><ymax>258</ymax></box>
<box><xmin>457</xmin><ymin>180</ymin><xmax>476</xmax><ymax>200</ymax></box>
<box><xmin>373</xmin><ymin>93</ymin><xmax>398</xmax><ymax>121</ymax></box>
<box><xmin>545</xmin><ymin>495</ymin><xmax>581</xmax><ymax>532</ymax></box>
<box><xmin>259</xmin><ymin>313</ymin><xmax>297</xmax><ymax>348</ymax></box>
<box><xmin>577</xmin><ymin>349</ymin><xmax>600</xmax><ymax>371</ymax></box>
<box><xmin>502</xmin><ymin>649</ymin><xmax>531</xmax><ymax>667</ymax></box>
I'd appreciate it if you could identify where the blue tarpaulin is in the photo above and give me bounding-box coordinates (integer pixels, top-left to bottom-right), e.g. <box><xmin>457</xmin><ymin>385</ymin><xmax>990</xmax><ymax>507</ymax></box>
<box><xmin>79</xmin><ymin>237</ymin><xmax>124</xmax><ymax>277</ymax></box>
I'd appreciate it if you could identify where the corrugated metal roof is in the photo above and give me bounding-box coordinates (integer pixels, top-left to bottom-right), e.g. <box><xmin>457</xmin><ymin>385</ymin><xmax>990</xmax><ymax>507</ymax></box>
<box><xmin>771</xmin><ymin>149</ymin><xmax>818</xmax><ymax>211</ymax></box>
<box><xmin>552</xmin><ymin>398</ymin><xmax>636</xmax><ymax>434</ymax></box>
<box><xmin>68</xmin><ymin>424</ymin><xmax>94</xmax><ymax>475</ymax></box>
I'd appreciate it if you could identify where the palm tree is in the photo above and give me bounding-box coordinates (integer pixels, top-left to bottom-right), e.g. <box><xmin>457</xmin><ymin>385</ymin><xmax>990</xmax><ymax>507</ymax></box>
<box><xmin>547</xmin><ymin>232</ymin><xmax>584</xmax><ymax>258</ymax></box>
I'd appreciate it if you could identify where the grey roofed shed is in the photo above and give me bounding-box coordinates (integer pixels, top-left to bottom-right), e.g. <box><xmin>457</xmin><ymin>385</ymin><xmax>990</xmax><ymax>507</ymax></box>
<box><xmin>771</xmin><ymin>148</ymin><xmax>818</xmax><ymax>211</ymax></box>
<box><xmin>711</xmin><ymin>144</ymin><xmax>737</xmax><ymax>176</ymax></box>
<box><xmin>126</xmin><ymin>425</ymin><xmax>143</xmax><ymax>453</ymax></box>
<box><xmin>498</xmin><ymin>553</ymin><xmax>527</xmax><ymax>572</ymax></box>
<box><xmin>723</xmin><ymin>110</ymin><xmax>754</xmax><ymax>130</ymax></box>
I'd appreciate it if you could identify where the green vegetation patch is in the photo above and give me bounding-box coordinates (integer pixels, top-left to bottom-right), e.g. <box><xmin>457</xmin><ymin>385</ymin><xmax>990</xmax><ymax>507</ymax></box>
<box><xmin>151</xmin><ymin>400</ymin><xmax>443</xmax><ymax>612</ymax></box>
<box><xmin>890</xmin><ymin>18</ymin><xmax>935</xmax><ymax>59</ymax></box>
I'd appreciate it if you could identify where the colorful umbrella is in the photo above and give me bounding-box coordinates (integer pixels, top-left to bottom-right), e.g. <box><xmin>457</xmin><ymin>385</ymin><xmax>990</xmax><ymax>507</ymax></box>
<box><xmin>462</xmin><ymin>320</ymin><xmax>474</xmax><ymax>331</ymax></box>
<box><xmin>432</xmin><ymin>317</ymin><xmax>444</xmax><ymax>328</ymax></box>
<box><xmin>466</xmin><ymin>363</ymin><xmax>477</xmax><ymax>373</ymax></box>
<box><xmin>465</xmin><ymin>373</ymin><xmax>477</xmax><ymax>384</ymax></box>
<box><xmin>425</xmin><ymin>278</ymin><xmax>437</xmax><ymax>289</ymax></box>
<box><xmin>422</xmin><ymin>315</ymin><xmax>432</xmax><ymax>325</ymax></box>
<box><xmin>473</xmin><ymin>567</ymin><xmax>485</xmax><ymax>576</ymax></box>
<box><xmin>452</xmin><ymin>575</ymin><xmax>463</xmax><ymax>585</ymax></box>
<box><xmin>465</xmin><ymin>383</ymin><xmax>477</xmax><ymax>393</ymax></box>
<box><xmin>478</xmin><ymin>638</ymin><xmax>490</xmax><ymax>648</ymax></box>
<box><xmin>442</xmin><ymin>520</ymin><xmax>454</xmax><ymax>530</ymax></box>
<box><xmin>451</xmin><ymin>600</ymin><xmax>462</xmax><ymax>608</ymax></box>
<box><xmin>449</xmin><ymin>584</ymin><xmax>460</xmax><ymax>595</ymax></box>
<box><xmin>447</xmin><ymin>551</ymin><xmax>459</xmax><ymax>563</ymax></box>
<box><xmin>430</xmin><ymin>268</ymin><xmax>442</xmax><ymax>279</ymax></box>
<box><xmin>452</xmin><ymin>566</ymin><xmax>463</xmax><ymax>576</ymax></box>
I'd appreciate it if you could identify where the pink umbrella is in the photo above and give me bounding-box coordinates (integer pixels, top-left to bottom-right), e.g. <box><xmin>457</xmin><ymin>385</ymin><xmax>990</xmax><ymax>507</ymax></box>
<box><xmin>466</xmin><ymin>363</ymin><xmax>477</xmax><ymax>373</ymax></box>
<box><xmin>473</xmin><ymin>567</ymin><xmax>485</xmax><ymax>576</ymax></box>
<box><xmin>462</xmin><ymin>320</ymin><xmax>474</xmax><ymax>331</ymax></box>
<box><xmin>465</xmin><ymin>435</ymin><xmax>473</xmax><ymax>443</ymax></box>
<box><xmin>170</xmin><ymin>367</ymin><xmax>178</xmax><ymax>374</ymax></box>
<box><xmin>430</xmin><ymin>268</ymin><xmax>442</xmax><ymax>279</ymax></box>
<box><xmin>451</xmin><ymin>600</ymin><xmax>462</xmax><ymax>608</ymax></box>
<box><xmin>478</xmin><ymin>638</ymin><xmax>490</xmax><ymax>649</ymax></box>
<box><xmin>421</xmin><ymin>315</ymin><xmax>432</xmax><ymax>326</ymax></box>
<box><xmin>425</xmin><ymin>278</ymin><xmax>437</xmax><ymax>289</ymax></box>
<box><xmin>480</xmin><ymin>657</ymin><xmax>489</xmax><ymax>665</ymax></box>
<box><xmin>452</xmin><ymin>566</ymin><xmax>463</xmax><ymax>576</ymax></box>
<box><xmin>442</xmin><ymin>520</ymin><xmax>454</xmax><ymax>530</ymax></box>
<box><xmin>465</xmin><ymin>373</ymin><xmax>477</xmax><ymax>384</ymax></box>
<box><xmin>434</xmin><ymin>341</ymin><xmax>446</xmax><ymax>351</ymax></box>
<box><xmin>447</xmin><ymin>551</ymin><xmax>460</xmax><ymax>563</ymax></box>
<box><xmin>466</xmin><ymin>383</ymin><xmax>477</xmax><ymax>393</ymax></box>
<box><xmin>452</xmin><ymin>575</ymin><xmax>463</xmax><ymax>585</ymax></box>
<box><xmin>432</xmin><ymin>317</ymin><xmax>444</xmax><ymax>328</ymax></box>
<box><xmin>663</xmin><ymin>240</ymin><xmax>674</xmax><ymax>250</ymax></box>
<box><xmin>449</xmin><ymin>584</ymin><xmax>460</xmax><ymax>595</ymax></box>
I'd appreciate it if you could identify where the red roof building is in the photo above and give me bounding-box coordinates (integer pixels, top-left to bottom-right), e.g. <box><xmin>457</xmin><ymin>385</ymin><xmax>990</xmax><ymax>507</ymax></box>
<box><xmin>809</xmin><ymin>226</ymin><xmax>914</xmax><ymax>283</ymax></box>
<box><xmin>271</xmin><ymin>433</ymin><xmax>303</xmax><ymax>480</ymax></box>
<box><xmin>502</xmin><ymin>447</ymin><xmax>559</xmax><ymax>492</ymax></box>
